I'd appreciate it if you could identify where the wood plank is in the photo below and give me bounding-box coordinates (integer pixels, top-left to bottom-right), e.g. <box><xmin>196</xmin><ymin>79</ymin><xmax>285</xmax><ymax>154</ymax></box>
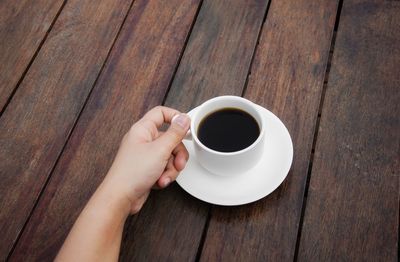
<box><xmin>298</xmin><ymin>0</ymin><xmax>400</xmax><ymax>261</ymax></box>
<box><xmin>0</xmin><ymin>0</ymin><xmax>65</xmax><ymax>111</ymax></box>
<box><xmin>9</xmin><ymin>0</ymin><xmax>201</xmax><ymax>260</ymax></box>
<box><xmin>119</xmin><ymin>0</ymin><xmax>270</xmax><ymax>260</ymax></box>
<box><xmin>199</xmin><ymin>0</ymin><xmax>339</xmax><ymax>261</ymax></box>
<box><xmin>0</xmin><ymin>0</ymin><xmax>134</xmax><ymax>259</ymax></box>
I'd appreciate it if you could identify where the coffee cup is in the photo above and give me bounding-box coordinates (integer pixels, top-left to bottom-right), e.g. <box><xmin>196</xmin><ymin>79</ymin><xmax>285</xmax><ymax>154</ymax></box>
<box><xmin>184</xmin><ymin>96</ymin><xmax>265</xmax><ymax>176</ymax></box>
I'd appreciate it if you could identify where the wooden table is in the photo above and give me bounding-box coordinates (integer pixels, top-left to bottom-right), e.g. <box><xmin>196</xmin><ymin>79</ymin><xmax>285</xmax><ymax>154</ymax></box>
<box><xmin>0</xmin><ymin>0</ymin><xmax>398</xmax><ymax>261</ymax></box>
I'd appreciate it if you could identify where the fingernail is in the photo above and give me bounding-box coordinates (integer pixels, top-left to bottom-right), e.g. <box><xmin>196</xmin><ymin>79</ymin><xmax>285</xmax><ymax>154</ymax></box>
<box><xmin>172</xmin><ymin>114</ymin><xmax>190</xmax><ymax>129</ymax></box>
<box><xmin>163</xmin><ymin>177</ymin><xmax>171</xmax><ymax>187</ymax></box>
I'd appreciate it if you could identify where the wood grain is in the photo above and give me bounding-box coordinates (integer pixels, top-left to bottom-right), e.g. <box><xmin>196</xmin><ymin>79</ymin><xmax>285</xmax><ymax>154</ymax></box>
<box><xmin>9</xmin><ymin>0</ymin><xmax>201</xmax><ymax>260</ymax></box>
<box><xmin>119</xmin><ymin>0</ymin><xmax>270</xmax><ymax>260</ymax></box>
<box><xmin>0</xmin><ymin>0</ymin><xmax>65</xmax><ymax>111</ymax></box>
<box><xmin>0</xmin><ymin>0</ymin><xmax>133</xmax><ymax>259</ymax></box>
<box><xmin>200</xmin><ymin>0</ymin><xmax>339</xmax><ymax>261</ymax></box>
<box><xmin>166</xmin><ymin>0</ymin><xmax>269</xmax><ymax>109</ymax></box>
<box><xmin>298</xmin><ymin>0</ymin><xmax>400</xmax><ymax>261</ymax></box>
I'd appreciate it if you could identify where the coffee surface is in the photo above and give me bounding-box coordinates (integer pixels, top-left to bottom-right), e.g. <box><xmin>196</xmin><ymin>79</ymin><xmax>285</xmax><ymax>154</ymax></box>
<box><xmin>197</xmin><ymin>108</ymin><xmax>260</xmax><ymax>152</ymax></box>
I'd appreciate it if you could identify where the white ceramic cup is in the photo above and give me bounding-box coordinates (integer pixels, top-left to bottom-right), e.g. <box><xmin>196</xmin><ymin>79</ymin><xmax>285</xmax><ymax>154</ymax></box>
<box><xmin>185</xmin><ymin>96</ymin><xmax>265</xmax><ymax>176</ymax></box>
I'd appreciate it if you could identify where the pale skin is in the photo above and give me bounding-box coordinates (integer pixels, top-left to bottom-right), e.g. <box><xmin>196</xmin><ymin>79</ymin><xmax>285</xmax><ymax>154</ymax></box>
<box><xmin>56</xmin><ymin>106</ymin><xmax>191</xmax><ymax>261</ymax></box>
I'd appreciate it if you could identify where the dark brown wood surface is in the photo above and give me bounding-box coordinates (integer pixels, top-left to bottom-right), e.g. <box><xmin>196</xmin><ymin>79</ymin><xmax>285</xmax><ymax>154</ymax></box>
<box><xmin>297</xmin><ymin>0</ymin><xmax>400</xmax><ymax>261</ymax></box>
<box><xmin>0</xmin><ymin>0</ymin><xmax>133</xmax><ymax>259</ymax></box>
<box><xmin>120</xmin><ymin>0</ymin><xmax>270</xmax><ymax>260</ymax></box>
<box><xmin>0</xmin><ymin>0</ymin><xmax>398</xmax><ymax>261</ymax></box>
<box><xmin>9</xmin><ymin>0</ymin><xmax>201</xmax><ymax>260</ymax></box>
<box><xmin>0</xmin><ymin>0</ymin><xmax>65</xmax><ymax>111</ymax></box>
<box><xmin>200</xmin><ymin>0</ymin><xmax>339</xmax><ymax>261</ymax></box>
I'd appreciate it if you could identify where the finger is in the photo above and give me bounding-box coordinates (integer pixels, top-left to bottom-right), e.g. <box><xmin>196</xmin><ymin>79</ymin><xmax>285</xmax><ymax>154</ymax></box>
<box><xmin>158</xmin><ymin>168</ymin><xmax>179</xmax><ymax>188</ymax></box>
<box><xmin>129</xmin><ymin>106</ymin><xmax>181</xmax><ymax>142</ymax></box>
<box><xmin>156</xmin><ymin>156</ymin><xmax>174</xmax><ymax>187</ymax></box>
<box><xmin>155</xmin><ymin>114</ymin><xmax>190</xmax><ymax>155</ymax></box>
<box><xmin>140</xmin><ymin>106</ymin><xmax>181</xmax><ymax>128</ymax></box>
<box><xmin>174</xmin><ymin>152</ymin><xmax>188</xmax><ymax>171</ymax></box>
<box><xmin>172</xmin><ymin>142</ymin><xmax>189</xmax><ymax>171</ymax></box>
<box><xmin>157</xmin><ymin>156</ymin><xmax>178</xmax><ymax>188</ymax></box>
<box><xmin>153</xmin><ymin>155</ymin><xmax>174</xmax><ymax>189</ymax></box>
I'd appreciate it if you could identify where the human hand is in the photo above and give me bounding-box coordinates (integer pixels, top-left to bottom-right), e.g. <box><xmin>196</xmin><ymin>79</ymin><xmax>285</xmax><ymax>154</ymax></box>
<box><xmin>57</xmin><ymin>107</ymin><xmax>190</xmax><ymax>261</ymax></box>
<box><xmin>102</xmin><ymin>106</ymin><xmax>190</xmax><ymax>215</ymax></box>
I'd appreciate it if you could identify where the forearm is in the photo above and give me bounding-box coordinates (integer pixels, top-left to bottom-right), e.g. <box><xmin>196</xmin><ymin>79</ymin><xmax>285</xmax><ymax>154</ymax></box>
<box><xmin>56</xmin><ymin>179</ymin><xmax>130</xmax><ymax>261</ymax></box>
<box><xmin>57</xmin><ymin>107</ymin><xmax>190</xmax><ymax>260</ymax></box>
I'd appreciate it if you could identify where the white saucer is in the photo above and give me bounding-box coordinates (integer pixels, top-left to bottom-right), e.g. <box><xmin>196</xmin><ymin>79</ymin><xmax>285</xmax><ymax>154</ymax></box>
<box><xmin>176</xmin><ymin>105</ymin><xmax>293</xmax><ymax>206</ymax></box>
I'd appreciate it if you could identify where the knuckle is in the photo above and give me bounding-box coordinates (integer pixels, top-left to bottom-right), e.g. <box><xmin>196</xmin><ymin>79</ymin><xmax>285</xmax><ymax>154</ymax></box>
<box><xmin>153</xmin><ymin>105</ymin><xmax>163</xmax><ymax>111</ymax></box>
<box><xmin>123</xmin><ymin>128</ymin><xmax>136</xmax><ymax>144</ymax></box>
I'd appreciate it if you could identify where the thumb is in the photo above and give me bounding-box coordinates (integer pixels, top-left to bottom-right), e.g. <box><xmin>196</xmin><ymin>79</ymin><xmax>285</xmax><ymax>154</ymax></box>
<box><xmin>156</xmin><ymin>113</ymin><xmax>190</xmax><ymax>154</ymax></box>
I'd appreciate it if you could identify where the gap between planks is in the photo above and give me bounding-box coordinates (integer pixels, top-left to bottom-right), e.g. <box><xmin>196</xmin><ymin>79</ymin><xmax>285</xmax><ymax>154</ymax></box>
<box><xmin>161</xmin><ymin>0</ymin><xmax>205</xmax><ymax>106</ymax></box>
<box><xmin>5</xmin><ymin>0</ymin><xmax>137</xmax><ymax>259</ymax></box>
<box><xmin>7</xmin><ymin>0</ymin><xmax>205</xmax><ymax>259</ymax></box>
<box><xmin>191</xmin><ymin>0</ymin><xmax>273</xmax><ymax>260</ymax></box>
<box><xmin>293</xmin><ymin>0</ymin><xmax>344</xmax><ymax>261</ymax></box>
<box><xmin>0</xmin><ymin>0</ymin><xmax>68</xmax><ymax>118</ymax></box>
<box><xmin>240</xmin><ymin>0</ymin><xmax>273</xmax><ymax>98</ymax></box>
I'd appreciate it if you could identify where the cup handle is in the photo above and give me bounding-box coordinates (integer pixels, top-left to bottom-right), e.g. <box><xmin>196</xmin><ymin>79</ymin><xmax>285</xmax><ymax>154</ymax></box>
<box><xmin>184</xmin><ymin>129</ymin><xmax>192</xmax><ymax>141</ymax></box>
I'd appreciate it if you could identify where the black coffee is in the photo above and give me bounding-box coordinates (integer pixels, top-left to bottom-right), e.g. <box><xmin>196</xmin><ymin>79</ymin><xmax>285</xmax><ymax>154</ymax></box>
<box><xmin>197</xmin><ymin>108</ymin><xmax>260</xmax><ymax>152</ymax></box>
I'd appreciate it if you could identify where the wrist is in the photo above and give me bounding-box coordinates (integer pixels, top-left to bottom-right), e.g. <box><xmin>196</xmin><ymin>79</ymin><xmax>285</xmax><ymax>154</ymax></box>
<box><xmin>95</xmin><ymin>179</ymin><xmax>132</xmax><ymax>218</ymax></box>
<box><xmin>100</xmin><ymin>171</ymin><xmax>150</xmax><ymax>215</ymax></box>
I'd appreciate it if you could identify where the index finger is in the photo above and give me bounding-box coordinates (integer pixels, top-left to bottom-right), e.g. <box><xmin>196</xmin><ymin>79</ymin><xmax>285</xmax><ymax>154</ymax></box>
<box><xmin>140</xmin><ymin>106</ymin><xmax>181</xmax><ymax>128</ymax></box>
